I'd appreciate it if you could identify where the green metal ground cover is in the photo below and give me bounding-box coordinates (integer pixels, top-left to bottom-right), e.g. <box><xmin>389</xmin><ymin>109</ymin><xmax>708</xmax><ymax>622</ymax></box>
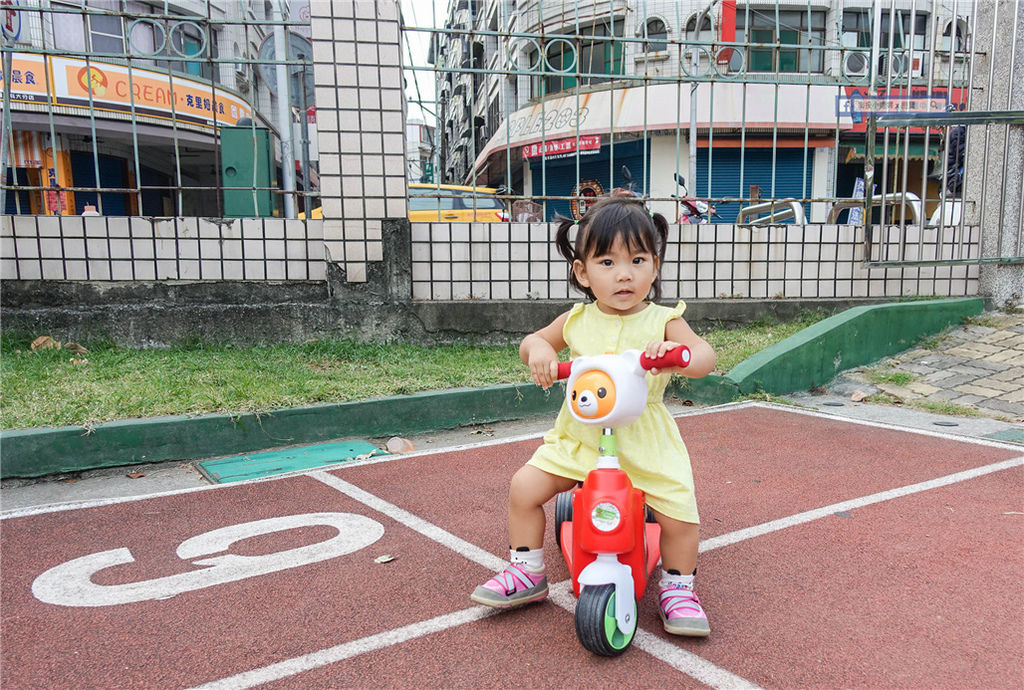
<box><xmin>983</xmin><ymin>428</ymin><xmax>1024</xmax><ymax>444</ymax></box>
<box><xmin>0</xmin><ymin>298</ymin><xmax>985</xmax><ymax>478</ymax></box>
<box><xmin>198</xmin><ymin>440</ymin><xmax>387</xmax><ymax>483</ymax></box>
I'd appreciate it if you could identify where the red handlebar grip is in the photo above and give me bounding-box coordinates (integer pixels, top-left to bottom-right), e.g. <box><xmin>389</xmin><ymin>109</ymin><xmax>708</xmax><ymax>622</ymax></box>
<box><xmin>556</xmin><ymin>361</ymin><xmax>573</xmax><ymax>380</ymax></box>
<box><xmin>640</xmin><ymin>345</ymin><xmax>691</xmax><ymax>371</ymax></box>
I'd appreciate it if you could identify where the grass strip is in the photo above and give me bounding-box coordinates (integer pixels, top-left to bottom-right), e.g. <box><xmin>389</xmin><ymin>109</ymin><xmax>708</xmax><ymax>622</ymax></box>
<box><xmin>1</xmin><ymin>310</ymin><xmax>829</xmax><ymax>430</ymax></box>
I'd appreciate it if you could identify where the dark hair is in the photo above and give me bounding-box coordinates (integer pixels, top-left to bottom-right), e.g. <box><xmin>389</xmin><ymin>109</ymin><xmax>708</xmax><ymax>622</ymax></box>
<box><xmin>554</xmin><ymin>196</ymin><xmax>669</xmax><ymax>301</ymax></box>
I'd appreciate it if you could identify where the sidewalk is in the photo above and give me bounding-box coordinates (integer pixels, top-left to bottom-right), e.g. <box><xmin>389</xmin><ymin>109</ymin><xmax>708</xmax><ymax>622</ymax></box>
<box><xmin>807</xmin><ymin>310</ymin><xmax>1024</xmax><ymax>423</ymax></box>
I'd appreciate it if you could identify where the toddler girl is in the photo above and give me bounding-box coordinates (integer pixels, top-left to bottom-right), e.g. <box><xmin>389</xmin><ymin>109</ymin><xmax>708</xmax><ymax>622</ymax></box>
<box><xmin>470</xmin><ymin>195</ymin><xmax>717</xmax><ymax>636</ymax></box>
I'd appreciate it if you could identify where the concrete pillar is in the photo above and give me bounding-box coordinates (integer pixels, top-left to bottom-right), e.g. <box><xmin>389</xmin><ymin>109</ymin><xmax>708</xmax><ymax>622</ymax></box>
<box><xmin>308</xmin><ymin>0</ymin><xmax>408</xmax><ymax>283</ymax></box>
<box><xmin>968</xmin><ymin>0</ymin><xmax>1024</xmax><ymax>307</ymax></box>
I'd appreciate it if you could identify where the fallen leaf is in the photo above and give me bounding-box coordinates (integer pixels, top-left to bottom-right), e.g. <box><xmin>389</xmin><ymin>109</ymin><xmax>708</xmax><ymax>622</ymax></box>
<box><xmin>70</xmin><ymin>357</ymin><xmax>89</xmax><ymax>365</ymax></box>
<box><xmin>374</xmin><ymin>554</ymin><xmax>396</xmax><ymax>564</ymax></box>
<box><xmin>30</xmin><ymin>335</ymin><xmax>60</xmax><ymax>351</ymax></box>
<box><xmin>65</xmin><ymin>343</ymin><xmax>89</xmax><ymax>354</ymax></box>
<box><xmin>386</xmin><ymin>437</ymin><xmax>414</xmax><ymax>453</ymax></box>
<box><xmin>850</xmin><ymin>390</ymin><xmax>868</xmax><ymax>402</ymax></box>
<box><xmin>126</xmin><ymin>472</ymin><xmax>146</xmax><ymax>479</ymax></box>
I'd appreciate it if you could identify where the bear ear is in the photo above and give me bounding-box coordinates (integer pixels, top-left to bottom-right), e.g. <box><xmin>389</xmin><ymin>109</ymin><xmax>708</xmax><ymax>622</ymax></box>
<box><xmin>622</xmin><ymin>349</ymin><xmax>645</xmax><ymax>376</ymax></box>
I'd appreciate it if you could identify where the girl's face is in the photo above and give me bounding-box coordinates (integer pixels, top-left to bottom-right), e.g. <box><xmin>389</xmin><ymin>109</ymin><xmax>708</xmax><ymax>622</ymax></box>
<box><xmin>573</xmin><ymin>235</ymin><xmax>659</xmax><ymax>315</ymax></box>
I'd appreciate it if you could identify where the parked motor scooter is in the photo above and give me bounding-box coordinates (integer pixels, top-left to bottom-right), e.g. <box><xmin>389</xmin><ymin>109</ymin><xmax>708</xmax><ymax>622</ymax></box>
<box><xmin>673</xmin><ymin>173</ymin><xmax>720</xmax><ymax>224</ymax></box>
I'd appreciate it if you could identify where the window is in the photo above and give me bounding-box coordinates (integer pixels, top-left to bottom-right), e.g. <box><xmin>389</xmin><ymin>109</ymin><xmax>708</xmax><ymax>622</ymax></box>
<box><xmin>643</xmin><ymin>18</ymin><xmax>668</xmax><ymax>53</ymax></box>
<box><xmin>941</xmin><ymin>19</ymin><xmax>968</xmax><ymax>53</ymax></box>
<box><xmin>684</xmin><ymin>13</ymin><xmax>714</xmax><ymax>43</ymax></box>
<box><xmin>535</xmin><ymin>20</ymin><xmax>625</xmax><ymax>97</ymax></box>
<box><xmin>731</xmin><ymin>9</ymin><xmax>826</xmax><ymax>73</ymax></box>
<box><xmin>841</xmin><ymin>9</ymin><xmax>928</xmax><ymax>79</ymax></box>
<box><xmin>53</xmin><ymin>1</ymin><xmax>218</xmax><ymax>82</ymax></box>
<box><xmin>842</xmin><ymin>9</ymin><xmax>928</xmax><ymax>52</ymax></box>
<box><xmin>54</xmin><ymin>0</ymin><xmax>125</xmax><ymax>55</ymax></box>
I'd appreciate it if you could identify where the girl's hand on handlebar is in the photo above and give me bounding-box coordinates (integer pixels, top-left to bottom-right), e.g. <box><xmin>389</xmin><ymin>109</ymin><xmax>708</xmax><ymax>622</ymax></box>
<box><xmin>645</xmin><ymin>340</ymin><xmax>684</xmax><ymax>375</ymax></box>
<box><xmin>528</xmin><ymin>352</ymin><xmax>560</xmax><ymax>389</ymax></box>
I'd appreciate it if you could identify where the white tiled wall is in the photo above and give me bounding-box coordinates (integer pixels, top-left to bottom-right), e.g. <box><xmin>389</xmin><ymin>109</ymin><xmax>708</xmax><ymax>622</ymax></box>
<box><xmin>309</xmin><ymin>0</ymin><xmax>406</xmax><ymax>283</ymax></box>
<box><xmin>408</xmin><ymin>222</ymin><xmax>980</xmax><ymax>301</ymax></box>
<box><xmin>0</xmin><ymin>216</ymin><xmax>327</xmax><ymax>281</ymax></box>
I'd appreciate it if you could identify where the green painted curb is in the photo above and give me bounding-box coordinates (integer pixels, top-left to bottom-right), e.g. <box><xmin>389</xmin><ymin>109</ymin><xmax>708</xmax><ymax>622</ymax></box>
<box><xmin>725</xmin><ymin>297</ymin><xmax>984</xmax><ymax>395</ymax></box>
<box><xmin>0</xmin><ymin>297</ymin><xmax>985</xmax><ymax>478</ymax></box>
<box><xmin>670</xmin><ymin>374</ymin><xmax>742</xmax><ymax>406</ymax></box>
<box><xmin>0</xmin><ymin>383</ymin><xmax>563</xmax><ymax>478</ymax></box>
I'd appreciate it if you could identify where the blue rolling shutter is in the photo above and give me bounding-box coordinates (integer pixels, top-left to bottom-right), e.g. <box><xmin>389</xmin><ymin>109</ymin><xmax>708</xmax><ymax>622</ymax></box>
<box><xmin>696</xmin><ymin>147</ymin><xmax>813</xmax><ymax>223</ymax></box>
<box><xmin>529</xmin><ymin>139</ymin><xmax>649</xmax><ymax>220</ymax></box>
<box><xmin>71</xmin><ymin>152</ymin><xmax>128</xmax><ymax>216</ymax></box>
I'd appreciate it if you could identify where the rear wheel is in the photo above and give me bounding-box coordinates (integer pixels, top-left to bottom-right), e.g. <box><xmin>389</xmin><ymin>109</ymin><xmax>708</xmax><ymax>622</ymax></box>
<box><xmin>575</xmin><ymin>584</ymin><xmax>636</xmax><ymax>656</ymax></box>
<box><xmin>554</xmin><ymin>489</ymin><xmax>574</xmax><ymax>548</ymax></box>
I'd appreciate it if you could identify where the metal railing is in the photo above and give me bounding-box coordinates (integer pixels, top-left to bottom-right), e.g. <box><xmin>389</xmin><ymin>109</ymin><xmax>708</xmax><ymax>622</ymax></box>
<box><xmin>2</xmin><ymin>0</ymin><xmax>1019</xmax><ymax>303</ymax></box>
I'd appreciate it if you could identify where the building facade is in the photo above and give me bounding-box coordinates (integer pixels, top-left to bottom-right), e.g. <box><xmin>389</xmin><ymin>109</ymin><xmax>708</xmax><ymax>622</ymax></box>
<box><xmin>3</xmin><ymin>0</ymin><xmax>317</xmax><ymax>218</ymax></box>
<box><xmin>431</xmin><ymin>0</ymin><xmax>972</xmax><ymax>223</ymax></box>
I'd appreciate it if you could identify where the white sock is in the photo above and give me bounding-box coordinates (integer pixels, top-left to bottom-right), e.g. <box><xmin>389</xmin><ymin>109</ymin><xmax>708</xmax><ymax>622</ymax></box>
<box><xmin>510</xmin><ymin>547</ymin><xmax>544</xmax><ymax>573</ymax></box>
<box><xmin>659</xmin><ymin>569</ymin><xmax>695</xmax><ymax>589</ymax></box>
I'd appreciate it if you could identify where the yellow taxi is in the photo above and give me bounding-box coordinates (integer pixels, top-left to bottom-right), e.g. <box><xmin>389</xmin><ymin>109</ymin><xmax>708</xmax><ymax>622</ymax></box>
<box><xmin>407</xmin><ymin>183</ymin><xmax>508</xmax><ymax>222</ymax></box>
<box><xmin>300</xmin><ymin>184</ymin><xmax>508</xmax><ymax>221</ymax></box>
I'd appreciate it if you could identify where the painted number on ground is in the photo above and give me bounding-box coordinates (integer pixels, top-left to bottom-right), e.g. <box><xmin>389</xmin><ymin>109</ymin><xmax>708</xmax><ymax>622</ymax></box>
<box><xmin>31</xmin><ymin>512</ymin><xmax>384</xmax><ymax>607</ymax></box>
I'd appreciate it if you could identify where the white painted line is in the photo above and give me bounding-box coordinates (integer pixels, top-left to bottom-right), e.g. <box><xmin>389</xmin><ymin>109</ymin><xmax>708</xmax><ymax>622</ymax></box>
<box><xmin>186</xmin><ymin>604</ymin><xmax>498</xmax><ymax>690</ymax></box>
<box><xmin>6</xmin><ymin>399</ymin><xmax>1014</xmax><ymax>520</ymax></box>
<box><xmin>547</xmin><ymin>581</ymin><xmax>764</xmax><ymax>690</ymax></box>
<box><xmin>701</xmin><ymin>455</ymin><xmax>1024</xmax><ymax>553</ymax></box>
<box><xmin>310</xmin><ymin>471</ymin><xmax>507</xmax><ymax>572</ymax></box>
<box><xmin>308</xmin><ymin>472</ymin><xmax>762</xmax><ymax>690</ymax></box>
<box><xmin>754</xmin><ymin>401</ymin><xmax>1024</xmax><ymax>451</ymax></box>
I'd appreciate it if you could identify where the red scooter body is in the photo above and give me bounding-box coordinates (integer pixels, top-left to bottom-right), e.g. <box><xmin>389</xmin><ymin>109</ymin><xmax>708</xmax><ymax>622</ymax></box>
<box><xmin>559</xmin><ymin>468</ymin><xmax>662</xmax><ymax>601</ymax></box>
<box><xmin>552</xmin><ymin>346</ymin><xmax>689</xmax><ymax>655</ymax></box>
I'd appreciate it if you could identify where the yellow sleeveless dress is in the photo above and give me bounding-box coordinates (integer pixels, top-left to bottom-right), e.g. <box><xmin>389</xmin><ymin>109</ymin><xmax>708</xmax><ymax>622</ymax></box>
<box><xmin>527</xmin><ymin>301</ymin><xmax>700</xmax><ymax>524</ymax></box>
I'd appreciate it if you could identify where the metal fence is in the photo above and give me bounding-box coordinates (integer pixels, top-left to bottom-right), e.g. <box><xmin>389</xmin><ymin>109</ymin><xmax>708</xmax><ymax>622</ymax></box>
<box><xmin>2</xmin><ymin>0</ymin><xmax>1021</xmax><ymax>302</ymax></box>
<box><xmin>400</xmin><ymin>0</ymin><xmax>1015</xmax><ymax>300</ymax></box>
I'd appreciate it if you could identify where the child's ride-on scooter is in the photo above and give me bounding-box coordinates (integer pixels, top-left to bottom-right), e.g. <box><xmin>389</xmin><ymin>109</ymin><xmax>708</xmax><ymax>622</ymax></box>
<box><xmin>552</xmin><ymin>345</ymin><xmax>690</xmax><ymax>656</ymax></box>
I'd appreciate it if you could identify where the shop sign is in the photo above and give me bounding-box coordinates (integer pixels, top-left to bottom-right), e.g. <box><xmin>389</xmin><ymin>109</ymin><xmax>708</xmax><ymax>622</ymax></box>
<box><xmin>522</xmin><ymin>135</ymin><xmax>601</xmax><ymax>160</ymax></box>
<box><xmin>840</xmin><ymin>85</ymin><xmax>967</xmax><ymax>133</ymax></box>
<box><xmin>0</xmin><ymin>52</ymin><xmax>48</xmax><ymax>103</ymax></box>
<box><xmin>50</xmin><ymin>56</ymin><xmax>253</xmax><ymax>127</ymax></box>
<box><xmin>3</xmin><ymin>53</ymin><xmax>253</xmax><ymax>128</ymax></box>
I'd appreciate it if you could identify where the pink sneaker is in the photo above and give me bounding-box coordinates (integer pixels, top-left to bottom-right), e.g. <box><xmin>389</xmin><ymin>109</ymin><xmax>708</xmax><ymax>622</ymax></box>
<box><xmin>659</xmin><ymin>584</ymin><xmax>711</xmax><ymax>637</ymax></box>
<box><xmin>470</xmin><ymin>564</ymin><xmax>548</xmax><ymax>609</ymax></box>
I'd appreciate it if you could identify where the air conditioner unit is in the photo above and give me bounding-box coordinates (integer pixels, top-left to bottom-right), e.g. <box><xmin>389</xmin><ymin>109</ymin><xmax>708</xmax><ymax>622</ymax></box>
<box><xmin>878</xmin><ymin>51</ymin><xmax>924</xmax><ymax>79</ymax></box>
<box><xmin>878</xmin><ymin>51</ymin><xmax>910</xmax><ymax>78</ymax></box>
<box><xmin>842</xmin><ymin>50</ymin><xmax>870</xmax><ymax>77</ymax></box>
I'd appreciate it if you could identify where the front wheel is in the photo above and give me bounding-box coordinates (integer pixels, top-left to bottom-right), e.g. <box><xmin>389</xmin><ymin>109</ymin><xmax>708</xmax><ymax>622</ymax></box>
<box><xmin>575</xmin><ymin>584</ymin><xmax>637</xmax><ymax>656</ymax></box>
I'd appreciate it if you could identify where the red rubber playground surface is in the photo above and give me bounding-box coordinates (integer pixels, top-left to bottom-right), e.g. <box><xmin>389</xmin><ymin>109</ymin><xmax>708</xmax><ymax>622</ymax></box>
<box><xmin>2</xmin><ymin>403</ymin><xmax>1022</xmax><ymax>689</ymax></box>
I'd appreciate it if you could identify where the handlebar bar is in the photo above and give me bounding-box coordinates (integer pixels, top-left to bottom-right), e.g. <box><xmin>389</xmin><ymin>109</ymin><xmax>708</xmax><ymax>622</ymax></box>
<box><xmin>554</xmin><ymin>346</ymin><xmax>690</xmax><ymax>380</ymax></box>
<box><xmin>640</xmin><ymin>346</ymin><xmax>691</xmax><ymax>371</ymax></box>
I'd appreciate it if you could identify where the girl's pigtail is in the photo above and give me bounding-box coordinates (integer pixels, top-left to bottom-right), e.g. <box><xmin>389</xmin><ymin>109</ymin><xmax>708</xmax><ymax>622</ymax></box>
<box><xmin>651</xmin><ymin>211</ymin><xmax>669</xmax><ymax>262</ymax></box>
<box><xmin>649</xmin><ymin>210</ymin><xmax>669</xmax><ymax>302</ymax></box>
<box><xmin>553</xmin><ymin>214</ymin><xmax>578</xmax><ymax>264</ymax></box>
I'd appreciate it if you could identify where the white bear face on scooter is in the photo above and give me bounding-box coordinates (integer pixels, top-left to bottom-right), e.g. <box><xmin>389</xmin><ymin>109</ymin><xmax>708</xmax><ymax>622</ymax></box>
<box><xmin>566</xmin><ymin>351</ymin><xmax>649</xmax><ymax>428</ymax></box>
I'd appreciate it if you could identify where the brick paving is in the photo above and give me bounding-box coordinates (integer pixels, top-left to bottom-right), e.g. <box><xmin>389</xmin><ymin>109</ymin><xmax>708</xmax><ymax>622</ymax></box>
<box><xmin>850</xmin><ymin>311</ymin><xmax>1024</xmax><ymax>422</ymax></box>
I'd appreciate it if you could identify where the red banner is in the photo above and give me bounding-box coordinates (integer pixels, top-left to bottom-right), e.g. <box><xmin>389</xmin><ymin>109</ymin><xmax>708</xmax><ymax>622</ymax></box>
<box><xmin>522</xmin><ymin>135</ymin><xmax>601</xmax><ymax>160</ymax></box>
